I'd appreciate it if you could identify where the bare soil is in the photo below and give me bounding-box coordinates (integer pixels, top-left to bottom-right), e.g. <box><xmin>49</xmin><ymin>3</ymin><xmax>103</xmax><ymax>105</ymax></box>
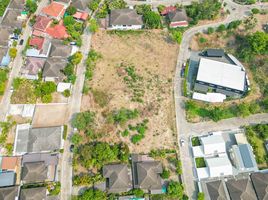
<box><xmin>82</xmin><ymin>30</ymin><xmax>179</xmax><ymax>153</ymax></box>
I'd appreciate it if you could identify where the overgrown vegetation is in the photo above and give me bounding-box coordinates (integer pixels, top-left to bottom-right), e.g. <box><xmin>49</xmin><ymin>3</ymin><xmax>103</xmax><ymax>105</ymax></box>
<box><xmin>0</xmin><ymin>0</ymin><xmax>10</xmax><ymax>16</ymax></box>
<box><xmin>107</xmin><ymin>108</ymin><xmax>139</xmax><ymax>126</ymax></box>
<box><xmin>95</xmin><ymin>0</ymin><xmax>127</xmax><ymax>18</ymax></box>
<box><xmin>63</xmin><ymin>16</ymin><xmax>84</xmax><ymax>46</ymax></box>
<box><xmin>73</xmin><ymin>173</ymin><xmax>104</xmax><ymax>186</ymax></box>
<box><xmin>0</xmin><ymin>69</ymin><xmax>8</xmax><ymax>95</ymax></box>
<box><xmin>0</xmin><ymin>117</ymin><xmax>16</xmax><ymax>146</ymax></box>
<box><xmin>195</xmin><ymin>157</ymin><xmax>206</xmax><ymax>168</ymax></box>
<box><xmin>191</xmin><ymin>137</ymin><xmax>201</xmax><ymax>146</ymax></box>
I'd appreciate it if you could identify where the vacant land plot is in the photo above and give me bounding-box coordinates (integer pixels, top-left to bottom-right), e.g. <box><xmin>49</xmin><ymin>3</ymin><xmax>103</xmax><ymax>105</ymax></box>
<box><xmin>32</xmin><ymin>104</ymin><xmax>68</xmax><ymax>127</ymax></box>
<box><xmin>82</xmin><ymin>30</ymin><xmax>178</xmax><ymax>153</ymax></box>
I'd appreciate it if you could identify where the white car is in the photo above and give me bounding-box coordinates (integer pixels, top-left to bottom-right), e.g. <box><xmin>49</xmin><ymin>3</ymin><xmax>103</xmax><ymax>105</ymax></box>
<box><xmin>180</xmin><ymin>139</ymin><xmax>185</xmax><ymax>146</ymax></box>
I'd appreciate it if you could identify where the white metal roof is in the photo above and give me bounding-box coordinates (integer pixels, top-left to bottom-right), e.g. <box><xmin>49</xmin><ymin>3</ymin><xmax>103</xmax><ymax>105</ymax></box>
<box><xmin>193</xmin><ymin>92</ymin><xmax>226</xmax><ymax>103</ymax></box>
<box><xmin>201</xmin><ymin>134</ymin><xmax>225</xmax><ymax>145</ymax></box>
<box><xmin>206</xmin><ymin>156</ymin><xmax>232</xmax><ymax>168</ymax></box>
<box><xmin>196</xmin><ymin>58</ymin><xmax>246</xmax><ymax>91</ymax></box>
<box><xmin>57</xmin><ymin>82</ymin><xmax>71</xmax><ymax>92</ymax></box>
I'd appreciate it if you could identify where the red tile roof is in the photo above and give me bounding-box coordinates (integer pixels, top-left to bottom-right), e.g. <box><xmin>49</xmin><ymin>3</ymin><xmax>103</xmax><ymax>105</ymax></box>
<box><xmin>33</xmin><ymin>15</ymin><xmax>52</xmax><ymax>32</ymax></box>
<box><xmin>73</xmin><ymin>11</ymin><xmax>89</xmax><ymax>21</ymax></box>
<box><xmin>1</xmin><ymin>157</ymin><xmax>19</xmax><ymax>170</ymax></box>
<box><xmin>41</xmin><ymin>2</ymin><xmax>65</xmax><ymax>18</ymax></box>
<box><xmin>29</xmin><ymin>37</ymin><xmax>45</xmax><ymax>50</ymax></box>
<box><xmin>46</xmin><ymin>23</ymin><xmax>69</xmax><ymax>39</ymax></box>
<box><xmin>161</xmin><ymin>6</ymin><xmax>177</xmax><ymax>15</ymax></box>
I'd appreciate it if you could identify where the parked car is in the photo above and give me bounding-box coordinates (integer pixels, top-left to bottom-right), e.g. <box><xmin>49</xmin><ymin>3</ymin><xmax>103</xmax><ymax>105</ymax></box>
<box><xmin>70</xmin><ymin>42</ymin><xmax>76</xmax><ymax>45</ymax></box>
<box><xmin>180</xmin><ymin>139</ymin><xmax>185</xmax><ymax>146</ymax></box>
<box><xmin>19</xmin><ymin>39</ymin><xmax>24</xmax><ymax>45</ymax></box>
<box><xmin>181</xmin><ymin>69</ymin><xmax>185</xmax><ymax>77</ymax></box>
<box><xmin>70</xmin><ymin>144</ymin><xmax>75</xmax><ymax>152</ymax></box>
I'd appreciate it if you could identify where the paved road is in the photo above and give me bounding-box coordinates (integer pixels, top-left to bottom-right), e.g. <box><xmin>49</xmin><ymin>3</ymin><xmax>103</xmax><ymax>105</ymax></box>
<box><xmin>0</xmin><ymin>0</ymin><xmax>49</xmax><ymax>121</ymax></box>
<box><xmin>174</xmin><ymin>1</ymin><xmax>268</xmax><ymax>199</ymax></box>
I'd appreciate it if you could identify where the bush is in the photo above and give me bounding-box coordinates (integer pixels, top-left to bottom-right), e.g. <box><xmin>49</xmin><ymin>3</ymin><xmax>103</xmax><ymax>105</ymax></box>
<box><xmin>217</xmin><ymin>24</ymin><xmax>226</xmax><ymax>32</ymax></box>
<box><xmin>72</xmin><ymin>111</ymin><xmax>95</xmax><ymax>131</ymax></box>
<box><xmin>78</xmin><ymin>189</ymin><xmax>107</xmax><ymax>200</ymax></box>
<box><xmin>167</xmin><ymin>181</ymin><xmax>184</xmax><ymax>199</ymax></box>
<box><xmin>92</xmin><ymin>89</ymin><xmax>109</xmax><ymax>107</ymax></box>
<box><xmin>63</xmin><ymin>89</ymin><xmax>71</xmax><ymax>97</ymax></box>
<box><xmin>41</xmin><ymin>94</ymin><xmax>52</xmax><ymax>103</ymax></box>
<box><xmin>9</xmin><ymin>48</ymin><xmax>17</xmax><ymax>59</ymax></box>
<box><xmin>89</xmin><ymin>19</ymin><xmax>99</xmax><ymax>33</ymax></box>
<box><xmin>207</xmin><ymin>27</ymin><xmax>214</xmax><ymax>34</ymax></box>
<box><xmin>171</xmin><ymin>31</ymin><xmax>183</xmax><ymax>44</ymax></box>
<box><xmin>110</xmin><ymin>108</ymin><xmax>139</xmax><ymax>126</ymax></box>
<box><xmin>131</xmin><ymin>134</ymin><xmax>144</xmax><ymax>144</ymax></box>
<box><xmin>63</xmin><ymin>125</ymin><xmax>68</xmax><ymax>140</ymax></box>
<box><xmin>73</xmin><ymin>173</ymin><xmax>104</xmax><ymax>186</ymax></box>
<box><xmin>161</xmin><ymin>168</ymin><xmax>170</xmax><ymax>179</ymax></box>
<box><xmin>0</xmin><ymin>0</ymin><xmax>10</xmax><ymax>16</ymax></box>
<box><xmin>26</xmin><ymin>0</ymin><xmax>37</xmax><ymax>13</ymax></box>
<box><xmin>132</xmin><ymin>189</ymin><xmax>144</xmax><ymax>198</ymax></box>
<box><xmin>71</xmin><ymin>133</ymin><xmax>83</xmax><ymax>145</ymax></box>
<box><xmin>197</xmin><ymin>192</ymin><xmax>205</xmax><ymax>200</ymax></box>
<box><xmin>143</xmin><ymin>11</ymin><xmax>162</xmax><ymax>29</ymax></box>
<box><xmin>199</xmin><ymin>37</ymin><xmax>207</xmax><ymax>43</ymax></box>
<box><xmin>251</xmin><ymin>8</ymin><xmax>260</xmax><ymax>14</ymax></box>
<box><xmin>195</xmin><ymin>157</ymin><xmax>206</xmax><ymax>168</ymax></box>
<box><xmin>66</xmin><ymin>6</ymin><xmax>77</xmax><ymax>15</ymax></box>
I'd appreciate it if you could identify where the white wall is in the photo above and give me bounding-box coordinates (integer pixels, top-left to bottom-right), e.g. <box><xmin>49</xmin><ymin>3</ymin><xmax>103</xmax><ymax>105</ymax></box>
<box><xmin>109</xmin><ymin>24</ymin><xmax>142</xmax><ymax>30</ymax></box>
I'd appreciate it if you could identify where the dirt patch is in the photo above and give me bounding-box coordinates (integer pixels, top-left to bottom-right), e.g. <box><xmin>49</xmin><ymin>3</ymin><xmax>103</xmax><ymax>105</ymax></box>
<box><xmin>82</xmin><ymin>30</ymin><xmax>178</xmax><ymax>153</ymax></box>
<box><xmin>32</xmin><ymin>104</ymin><xmax>68</xmax><ymax>128</ymax></box>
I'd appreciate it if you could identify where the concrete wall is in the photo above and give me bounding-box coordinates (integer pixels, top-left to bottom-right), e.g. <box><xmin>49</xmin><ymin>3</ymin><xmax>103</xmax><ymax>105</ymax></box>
<box><xmin>109</xmin><ymin>24</ymin><xmax>143</xmax><ymax>30</ymax></box>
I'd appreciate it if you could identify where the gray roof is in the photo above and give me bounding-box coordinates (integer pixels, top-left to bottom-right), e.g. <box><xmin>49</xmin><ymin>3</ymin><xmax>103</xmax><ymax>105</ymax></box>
<box><xmin>134</xmin><ymin>161</ymin><xmax>162</xmax><ymax>190</ymax></box>
<box><xmin>49</xmin><ymin>40</ymin><xmax>72</xmax><ymax>58</ymax></box>
<box><xmin>1</xmin><ymin>9</ymin><xmax>23</xmax><ymax>29</ymax></box>
<box><xmin>196</xmin><ymin>58</ymin><xmax>246</xmax><ymax>91</ymax></box>
<box><xmin>22</xmin><ymin>161</ymin><xmax>48</xmax><ymax>183</ymax></box>
<box><xmin>54</xmin><ymin>0</ymin><xmax>71</xmax><ymax>3</ymax></box>
<box><xmin>0</xmin><ymin>47</ymin><xmax>9</xmax><ymax>61</ymax></box>
<box><xmin>9</xmin><ymin>0</ymin><xmax>25</xmax><ymax>10</ymax></box>
<box><xmin>72</xmin><ymin>0</ymin><xmax>92</xmax><ymax>11</ymax></box>
<box><xmin>103</xmin><ymin>164</ymin><xmax>132</xmax><ymax>193</ymax></box>
<box><xmin>22</xmin><ymin>153</ymin><xmax>59</xmax><ymax>166</ymax></box>
<box><xmin>168</xmin><ymin>9</ymin><xmax>188</xmax><ymax>22</ymax></box>
<box><xmin>226</xmin><ymin>178</ymin><xmax>257</xmax><ymax>200</ymax></box>
<box><xmin>0</xmin><ymin>171</ymin><xmax>16</xmax><ymax>187</ymax></box>
<box><xmin>22</xmin><ymin>57</ymin><xmax>46</xmax><ymax>76</ymax></box>
<box><xmin>20</xmin><ymin>187</ymin><xmax>47</xmax><ymax>200</ymax></box>
<box><xmin>43</xmin><ymin>57</ymin><xmax>67</xmax><ymax>80</ymax></box>
<box><xmin>251</xmin><ymin>172</ymin><xmax>268</xmax><ymax>200</ymax></box>
<box><xmin>0</xmin><ymin>186</ymin><xmax>19</xmax><ymax>200</ymax></box>
<box><xmin>110</xmin><ymin>9</ymin><xmax>143</xmax><ymax>26</ymax></box>
<box><xmin>206</xmin><ymin>49</ymin><xmax>225</xmax><ymax>57</ymax></box>
<box><xmin>15</xmin><ymin>125</ymin><xmax>63</xmax><ymax>154</ymax></box>
<box><xmin>239</xmin><ymin>144</ymin><xmax>258</xmax><ymax>169</ymax></box>
<box><xmin>0</xmin><ymin>27</ymin><xmax>13</xmax><ymax>47</ymax></box>
<box><xmin>206</xmin><ymin>180</ymin><xmax>228</xmax><ymax>200</ymax></box>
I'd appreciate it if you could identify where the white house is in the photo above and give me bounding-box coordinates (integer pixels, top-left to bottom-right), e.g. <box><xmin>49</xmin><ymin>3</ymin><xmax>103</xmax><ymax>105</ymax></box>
<box><xmin>200</xmin><ymin>134</ymin><xmax>226</xmax><ymax>156</ymax></box>
<box><xmin>206</xmin><ymin>156</ymin><xmax>233</xmax><ymax>177</ymax></box>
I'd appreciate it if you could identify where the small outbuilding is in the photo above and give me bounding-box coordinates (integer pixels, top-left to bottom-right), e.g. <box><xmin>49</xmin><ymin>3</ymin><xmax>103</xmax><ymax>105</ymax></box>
<box><xmin>168</xmin><ymin>9</ymin><xmax>188</xmax><ymax>28</ymax></box>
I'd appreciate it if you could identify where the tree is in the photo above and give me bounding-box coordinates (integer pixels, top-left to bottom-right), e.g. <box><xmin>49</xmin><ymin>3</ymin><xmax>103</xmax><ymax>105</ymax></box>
<box><xmin>40</xmin><ymin>81</ymin><xmax>56</xmax><ymax>95</ymax></box>
<box><xmin>247</xmin><ymin>31</ymin><xmax>268</xmax><ymax>55</ymax></box>
<box><xmin>63</xmin><ymin>89</ymin><xmax>71</xmax><ymax>97</ymax></box>
<box><xmin>107</xmin><ymin>0</ymin><xmax>127</xmax><ymax>10</ymax></box>
<box><xmin>64</xmin><ymin>16</ymin><xmax>75</xmax><ymax>26</ymax></box>
<box><xmin>161</xmin><ymin>168</ymin><xmax>170</xmax><ymax>179</ymax></box>
<box><xmin>78</xmin><ymin>189</ymin><xmax>107</xmax><ymax>200</ymax></box>
<box><xmin>227</xmin><ymin>20</ymin><xmax>241</xmax><ymax>29</ymax></box>
<box><xmin>26</xmin><ymin>0</ymin><xmax>37</xmax><ymax>13</ymax></box>
<box><xmin>167</xmin><ymin>181</ymin><xmax>184</xmax><ymax>199</ymax></box>
<box><xmin>89</xmin><ymin>0</ymin><xmax>100</xmax><ymax>11</ymax></box>
<box><xmin>237</xmin><ymin>103</ymin><xmax>251</xmax><ymax>117</ymax></box>
<box><xmin>197</xmin><ymin>192</ymin><xmax>205</xmax><ymax>200</ymax></box>
<box><xmin>72</xmin><ymin>111</ymin><xmax>95</xmax><ymax>130</ymax></box>
<box><xmin>89</xmin><ymin>19</ymin><xmax>99</xmax><ymax>33</ymax></box>
<box><xmin>71</xmin><ymin>133</ymin><xmax>83</xmax><ymax>145</ymax></box>
<box><xmin>251</xmin><ymin>8</ymin><xmax>259</xmax><ymax>14</ymax></box>
<box><xmin>66</xmin><ymin>6</ymin><xmax>77</xmax><ymax>15</ymax></box>
<box><xmin>70</xmin><ymin>52</ymin><xmax>83</xmax><ymax>65</ymax></box>
<box><xmin>143</xmin><ymin>11</ymin><xmax>162</xmax><ymax>29</ymax></box>
<box><xmin>207</xmin><ymin>27</ymin><xmax>214</xmax><ymax>34</ymax></box>
<box><xmin>171</xmin><ymin>31</ymin><xmax>183</xmax><ymax>44</ymax></box>
<box><xmin>216</xmin><ymin>24</ymin><xmax>226</xmax><ymax>32</ymax></box>
<box><xmin>9</xmin><ymin>48</ymin><xmax>17</xmax><ymax>59</ymax></box>
<box><xmin>135</xmin><ymin>4</ymin><xmax>151</xmax><ymax>15</ymax></box>
<box><xmin>157</xmin><ymin>5</ymin><xmax>166</xmax><ymax>14</ymax></box>
<box><xmin>132</xmin><ymin>189</ymin><xmax>144</xmax><ymax>198</ymax></box>
<box><xmin>41</xmin><ymin>94</ymin><xmax>52</xmax><ymax>103</ymax></box>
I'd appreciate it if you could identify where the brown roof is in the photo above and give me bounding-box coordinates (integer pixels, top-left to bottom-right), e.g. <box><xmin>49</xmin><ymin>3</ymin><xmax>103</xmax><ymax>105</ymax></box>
<box><xmin>9</xmin><ymin>0</ymin><xmax>25</xmax><ymax>10</ymax></box>
<box><xmin>33</xmin><ymin>16</ymin><xmax>52</xmax><ymax>32</ymax></box>
<box><xmin>1</xmin><ymin>10</ymin><xmax>23</xmax><ymax>29</ymax></box>
<box><xmin>22</xmin><ymin>57</ymin><xmax>46</xmax><ymax>76</ymax></box>
<box><xmin>168</xmin><ymin>9</ymin><xmax>188</xmax><ymax>22</ymax></box>
<box><xmin>0</xmin><ymin>186</ymin><xmax>19</xmax><ymax>200</ymax></box>
<box><xmin>1</xmin><ymin>157</ymin><xmax>20</xmax><ymax>171</ymax></box>
<box><xmin>251</xmin><ymin>172</ymin><xmax>268</xmax><ymax>200</ymax></box>
<box><xmin>20</xmin><ymin>187</ymin><xmax>46</xmax><ymax>200</ymax></box>
<box><xmin>206</xmin><ymin>180</ymin><xmax>228</xmax><ymax>200</ymax></box>
<box><xmin>49</xmin><ymin>40</ymin><xmax>72</xmax><ymax>57</ymax></box>
<box><xmin>0</xmin><ymin>27</ymin><xmax>13</xmax><ymax>47</ymax></box>
<box><xmin>21</xmin><ymin>162</ymin><xmax>48</xmax><ymax>183</ymax></box>
<box><xmin>43</xmin><ymin>57</ymin><xmax>67</xmax><ymax>80</ymax></box>
<box><xmin>110</xmin><ymin>9</ymin><xmax>143</xmax><ymax>26</ymax></box>
<box><xmin>72</xmin><ymin>0</ymin><xmax>92</xmax><ymax>11</ymax></box>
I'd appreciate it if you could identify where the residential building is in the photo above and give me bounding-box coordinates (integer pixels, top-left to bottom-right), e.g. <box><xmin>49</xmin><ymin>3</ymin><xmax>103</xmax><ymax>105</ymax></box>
<box><xmin>226</xmin><ymin>177</ymin><xmax>257</xmax><ymax>200</ymax></box>
<box><xmin>8</xmin><ymin>104</ymin><xmax>36</xmax><ymax>118</ymax></box>
<box><xmin>13</xmin><ymin>124</ymin><xmax>63</xmax><ymax>155</ymax></box>
<box><xmin>160</xmin><ymin>6</ymin><xmax>176</xmax><ymax>16</ymax></box>
<box><xmin>19</xmin><ymin>187</ymin><xmax>47</xmax><ymax>200</ymax></box>
<box><xmin>1</xmin><ymin>9</ymin><xmax>25</xmax><ymax>29</ymax></box>
<box><xmin>21</xmin><ymin>162</ymin><xmax>48</xmax><ymax>183</ymax></box>
<box><xmin>54</xmin><ymin>0</ymin><xmax>71</xmax><ymax>6</ymax></box>
<box><xmin>200</xmin><ymin>134</ymin><xmax>226</xmax><ymax>156</ymax></box>
<box><xmin>72</xmin><ymin>0</ymin><xmax>92</xmax><ymax>11</ymax></box>
<box><xmin>41</xmin><ymin>2</ymin><xmax>65</xmax><ymax>20</ymax></box>
<box><xmin>33</xmin><ymin>15</ymin><xmax>52</xmax><ymax>33</ymax></box>
<box><xmin>45</xmin><ymin>21</ymin><xmax>69</xmax><ymax>39</ymax></box>
<box><xmin>203</xmin><ymin>180</ymin><xmax>228</xmax><ymax>200</ymax></box>
<box><xmin>43</xmin><ymin>57</ymin><xmax>68</xmax><ymax>82</ymax></box>
<box><xmin>168</xmin><ymin>9</ymin><xmax>188</xmax><ymax>28</ymax></box>
<box><xmin>0</xmin><ymin>171</ymin><xmax>16</xmax><ymax>187</ymax></box>
<box><xmin>205</xmin><ymin>156</ymin><xmax>233</xmax><ymax>178</ymax></box>
<box><xmin>9</xmin><ymin>0</ymin><xmax>25</xmax><ymax>10</ymax></box>
<box><xmin>26</xmin><ymin>37</ymin><xmax>52</xmax><ymax>58</ymax></box>
<box><xmin>103</xmin><ymin>164</ymin><xmax>132</xmax><ymax>193</ymax></box>
<box><xmin>0</xmin><ymin>186</ymin><xmax>19</xmax><ymax>200</ymax></box>
<box><xmin>132</xmin><ymin>154</ymin><xmax>163</xmax><ymax>194</ymax></box>
<box><xmin>0</xmin><ymin>47</ymin><xmax>11</xmax><ymax>67</ymax></box>
<box><xmin>73</xmin><ymin>11</ymin><xmax>89</xmax><ymax>21</ymax></box>
<box><xmin>21</xmin><ymin>57</ymin><xmax>46</xmax><ymax>80</ymax></box>
<box><xmin>251</xmin><ymin>172</ymin><xmax>268</xmax><ymax>200</ymax></box>
<box><xmin>194</xmin><ymin>57</ymin><xmax>246</xmax><ymax>97</ymax></box>
<box><xmin>109</xmin><ymin>9</ymin><xmax>143</xmax><ymax>30</ymax></box>
<box><xmin>0</xmin><ymin>27</ymin><xmax>13</xmax><ymax>47</ymax></box>
<box><xmin>49</xmin><ymin>40</ymin><xmax>72</xmax><ymax>57</ymax></box>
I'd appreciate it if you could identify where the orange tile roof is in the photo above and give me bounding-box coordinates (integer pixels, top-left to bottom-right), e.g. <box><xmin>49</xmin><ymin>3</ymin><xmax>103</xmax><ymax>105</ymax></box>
<box><xmin>33</xmin><ymin>15</ymin><xmax>52</xmax><ymax>32</ymax></box>
<box><xmin>1</xmin><ymin>157</ymin><xmax>19</xmax><ymax>170</ymax></box>
<box><xmin>41</xmin><ymin>2</ymin><xmax>65</xmax><ymax>18</ymax></box>
<box><xmin>29</xmin><ymin>37</ymin><xmax>45</xmax><ymax>50</ymax></box>
<box><xmin>46</xmin><ymin>23</ymin><xmax>69</xmax><ymax>39</ymax></box>
<box><xmin>73</xmin><ymin>11</ymin><xmax>89</xmax><ymax>21</ymax></box>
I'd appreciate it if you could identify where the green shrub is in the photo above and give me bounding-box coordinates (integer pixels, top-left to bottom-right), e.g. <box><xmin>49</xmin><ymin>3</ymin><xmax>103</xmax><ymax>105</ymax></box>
<box><xmin>71</xmin><ymin>133</ymin><xmax>83</xmax><ymax>145</ymax></box>
<box><xmin>92</xmin><ymin>89</ymin><xmax>109</xmax><ymax>107</ymax></box>
<box><xmin>63</xmin><ymin>125</ymin><xmax>68</xmax><ymax>140</ymax></box>
<box><xmin>171</xmin><ymin>31</ymin><xmax>183</xmax><ymax>44</ymax></box>
<box><xmin>167</xmin><ymin>181</ymin><xmax>184</xmax><ymax>199</ymax></box>
<box><xmin>63</xmin><ymin>89</ymin><xmax>71</xmax><ymax>97</ymax></box>
<box><xmin>195</xmin><ymin>157</ymin><xmax>206</xmax><ymax>168</ymax></box>
<box><xmin>199</xmin><ymin>37</ymin><xmax>207</xmax><ymax>43</ymax></box>
<box><xmin>251</xmin><ymin>8</ymin><xmax>260</xmax><ymax>14</ymax></box>
<box><xmin>41</xmin><ymin>94</ymin><xmax>52</xmax><ymax>103</ymax></box>
<box><xmin>72</xmin><ymin>111</ymin><xmax>95</xmax><ymax>131</ymax></box>
<box><xmin>161</xmin><ymin>168</ymin><xmax>170</xmax><ymax>179</ymax></box>
<box><xmin>207</xmin><ymin>27</ymin><xmax>214</xmax><ymax>34</ymax></box>
<box><xmin>197</xmin><ymin>192</ymin><xmax>205</xmax><ymax>200</ymax></box>
<box><xmin>132</xmin><ymin>189</ymin><xmax>144</xmax><ymax>198</ymax></box>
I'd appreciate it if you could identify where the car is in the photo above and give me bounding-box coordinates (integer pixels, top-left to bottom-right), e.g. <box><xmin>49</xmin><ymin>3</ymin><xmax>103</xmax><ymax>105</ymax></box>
<box><xmin>10</xmin><ymin>86</ymin><xmax>14</xmax><ymax>93</ymax></box>
<box><xmin>70</xmin><ymin>144</ymin><xmax>75</xmax><ymax>152</ymax></box>
<box><xmin>70</xmin><ymin>42</ymin><xmax>76</xmax><ymax>45</ymax></box>
<box><xmin>180</xmin><ymin>139</ymin><xmax>185</xmax><ymax>146</ymax></box>
<box><xmin>19</xmin><ymin>39</ymin><xmax>24</xmax><ymax>45</ymax></box>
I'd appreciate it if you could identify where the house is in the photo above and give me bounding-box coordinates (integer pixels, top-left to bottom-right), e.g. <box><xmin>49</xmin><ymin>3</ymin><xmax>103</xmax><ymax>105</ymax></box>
<box><xmin>0</xmin><ymin>171</ymin><xmax>16</xmax><ymax>187</ymax></box>
<box><xmin>33</xmin><ymin>15</ymin><xmax>52</xmax><ymax>33</ymax></box>
<box><xmin>73</xmin><ymin>11</ymin><xmax>89</xmax><ymax>21</ymax></box>
<box><xmin>72</xmin><ymin>0</ymin><xmax>92</xmax><ymax>11</ymax></box>
<box><xmin>20</xmin><ymin>187</ymin><xmax>47</xmax><ymax>200</ymax></box>
<box><xmin>1</xmin><ymin>9</ymin><xmax>25</xmax><ymax>29</ymax></box>
<box><xmin>132</xmin><ymin>154</ymin><xmax>163</xmax><ymax>194</ymax></box>
<box><xmin>226</xmin><ymin>177</ymin><xmax>257</xmax><ymax>200</ymax></box>
<box><xmin>9</xmin><ymin>0</ymin><xmax>25</xmax><ymax>10</ymax></box>
<box><xmin>205</xmin><ymin>156</ymin><xmax>233</xmax><ymax>178</ymax></box>
<box><xmin>0</xmin><ymin>186</ymin><xmax>19</xmax><ymax>200</ymax></box>
<box><xmin>13</xmin><ymin>123</ymin><xmax>63</xmax><ymax>155</ymax></box>
<box><xmin>0</xmin><ymin>27</ymin><xmax>13</xmax><ymax>47</ymax></box>
<box><xmin>41</xmin><ymin>2</ymin><xmax>66</xmax><ymax>20</ymax></box>
<box><xmin>203</xmin><ymin>180</ymin><xmax>228</xmax><ymax>200</ymax></box>
<box><xmin>21</xmin><ymin>57</ymin><xmax>46</xmax><ymax>80</ymax></box>
<box><xmin>230</xmin><ymin>144</ymin><xmax>258</xmax><ymax>173</ymax></box>
<box><xmin>251</xmin><ymin>172</ymin><xmax>268</xmax><ymax>200</ymax></box>
<box><xmin>168</xmin><ymin>9</ymin><xmax>188</xmax><ymax>28</ymax></box>
<box><xmin>45</xmin><ymin>21</ymin><xmax>69</xmax><ymax>39</ymax></box>
<box><xmin>43</xmin><ymin>57</ymin><xmax>68</xmax><ymax>82</ymax></box>
<box><xmin>103</xmin><ymin>164</ymin><xmax>132</xmax><ymax>193</ymax></box>
<box><xmin>194</xmin><ymin>57</ymin><xmax>246</xmax><ymax>97</ymax></box>
<box><xmin>109</xmin><ymin>9</ymin><xmax>143</xmax><ymax>30</ymax></box>
<box><xmin>26</xmin><ymin>37</ymin><xmax>51</xmax><ymax>58</ymax></box>
<box><xmin>0</xmin><ymin>47</ymin><xmax>11</xmax><ymax>67</ymax></box>
<box><xmin>160</xmin><ymin>6</ymin><xmax>176</xmax><ymax>16</ymax></box>
<box><xmin>49</xmin><ymin>40</ymin><xmax>72</xmax><ymax>57</ymax></box>
<box><xmin>21</xmin><ymin>162</ymin><xmax>48</xmax><ymax>183</ymax></box>
<box><xmin>200</xmin><ymin>134</ymin><xmax>226</xmax><ymax>156</ymax></box>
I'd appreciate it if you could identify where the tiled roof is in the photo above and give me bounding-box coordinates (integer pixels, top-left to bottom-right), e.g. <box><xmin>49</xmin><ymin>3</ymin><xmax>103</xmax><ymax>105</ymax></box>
<box><xmin>46</xmin><ymin>22</ymin><xmax>69</xmax><ymax>39</ymax></box>
<box><xmin>161</xmin><ymin>6</ymin><xmax>176</xmax><ymax>15</ymax></box>
<box><xmin>41</xmin><ymin>2</ymin><xmax>65</xmax><ymax>18</ymax></box>
<box><xmin>29</xmin><ymin>37</ymin><xmax>45</xmax><ymax>50</ymax></box>
<box><xmin>73</xmin><ymin>11</ymin><xmax>88</xmax><ymax>20</ymax></box>
<box><xmin>1</xmin><ymin>157</ymin><xmax>19</xmax><ymax>171</ymax></box>
<box><xmin>33</xmin><ymin>15</ymin><xmax>52</xmax><ymax>32</ymax></box>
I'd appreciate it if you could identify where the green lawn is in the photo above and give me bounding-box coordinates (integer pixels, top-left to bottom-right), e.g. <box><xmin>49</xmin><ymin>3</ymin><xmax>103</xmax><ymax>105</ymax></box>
<box><xmin>195</xmin><ymin>157</ymin><xmax>206</xmax><ymax>168</ymax></box>
<box><xmin>191</xmin><ymin>137</ymin><xmax>201</xmax><ymax>146</ymax></box>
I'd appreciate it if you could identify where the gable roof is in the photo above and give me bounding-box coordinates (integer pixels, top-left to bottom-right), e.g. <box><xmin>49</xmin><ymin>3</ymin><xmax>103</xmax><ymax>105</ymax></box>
<box><xmin>1</xmin><ymin>9</ymin><xmax>23</xmax><ymax>29</ymax></box>
<box><xmin>29</xmin><ymin>37</ymin><xmax>45</xmax><ymax>50</ymax></box>
<box><xmin>22</xmin><ymin>57</ymin><xmax>46</xmax><ymax>76</ymax></box>
<box><xmin>72</xmin><ymin>0</ymin><xmax>92</xmax><ymax>11</ymax></box>
<box><xmin>50</xmin><ymin>40</ymin><xmax>72</xmax><ymax>57</ymax></box>
<box><xmin>33</xmin><ymin>16</ymin><xmax>52</xmax><ymax>32</ymax></box>
<box><xmin>0</xmin><ymin>171</ymin><xmax>16</xmax><ymax>187</ymax></box>
<box><xmin>161</xmin><ymin>6</ymin><xmax>177</xmax><ymax>15</ymax></box>
<box><xmin>20</xmin><ymin>187</ymin><xmax>47</xmax><ymax>200</ymax></box>
<box><xmin>110</xmin><ymin>9</ymin><xmax>143</xmax><ymax>26</ymax></box>
<box><xmin>43</xmin><ymin>57</ymin><xmax>67</xmax><ymax>80</ymax></box>
<box><xmin>0</xmin><ymin>27</ymin><xmax>13</xmax><ymax>47</ymax></box>
<box><xmin>251</xmin><ymin>172</ymin><xmax>268</xmax><ymax>200</ymax></box>
<box><xmin>103</xmin><ymin>164</ymin><xmax>132</xmax><ymax>193</ymax></box>
<box><xmin>41</xmin><ymin>2</ymin><xmax>65</xmax><ymax>18</ymax></box>
<box><xmin>22</xmin><ymin>161</ymin><xmax>48</xmax><ymax>183</ymax></box>
<box><xmin>168</xmin><ymin>9</ymin><xmax>188</xmax><ymax>22</ymax></box>
<box><xmin>73</xmin><ymin>11</ymin><xmax>89</xmax><ymax>20</ymax></box>
<box><xmin>206</xmin><ymin>180</ymin><xmax>228</xmax><ymax>200</ymax></box>
<box><xmin>46</xmin><ymin>23</ymin><xmax>69</xmax><ymax>39</ymax></box>
<box><xmin>22</xmin><ymin>153</ymin><xmax>59</xmax><ymax>166</ymax></box>
<box><xmin>0</xmin><ymin>186</ymin><xmax>19</xmax><ymax>200</ymax></box>
<box><xmin>226</xmin><ymin>178</ymin><xmax>257</xmax><ymax>200</ymax></box>
<box><xmin>1</xmin><ymin>156</ymin><xmax>20</xmax><ymax>171</ymax></box>
<box><xmin>9</xmin><ymin>0</ymin><xmax>25</xmax><ymax>10</ymax></box>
